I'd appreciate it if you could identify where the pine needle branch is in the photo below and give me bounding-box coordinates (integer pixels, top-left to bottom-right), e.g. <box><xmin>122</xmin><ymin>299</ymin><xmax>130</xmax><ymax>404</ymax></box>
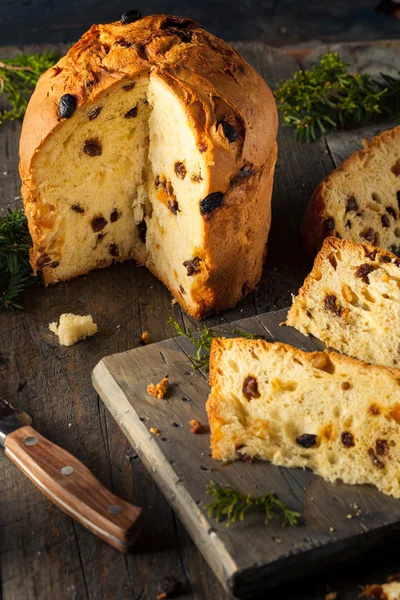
<box><xmin>205</xmin><ymin>481</ymin><xmax>301</xmax><ymax>527</ymax></box>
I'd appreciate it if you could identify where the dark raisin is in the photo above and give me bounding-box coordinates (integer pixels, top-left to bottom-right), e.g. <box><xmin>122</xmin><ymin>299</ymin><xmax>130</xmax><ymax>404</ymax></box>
<box><xmin>125</xmin><ymin>106</ymin><xmax>138</xmax><ymax>119</ymax></box>
<box><xmin>376</xmin><ymin>439</ymin><xmax>389</xmax><ymax>456</ymax></box>
<box><xmin>88</xmin><ymin>106</ymin><xmax>102</xmax><ymax>121</ymax></box>
<box><xmin>121</xmin><ymin>10</ymin><xmax>142</xmax><ymax>24</ymax></box>
<box><xmin>328</xmin><ymin>253</ymin><xmax>337</xmax><ymax>269</ymax></box>
<box><xmin>116</xmin><ymin>38</ymin><xmax>133</xmax><ymax>48</ymax></box>
<box><xmin>166</xmin><ymin>181</ymin><xmax>174</xmax><ymax>197</ymax></box>
<box><xmin>230</xmin><ymin>163</ymin><xmax>254</xmax><ymax>186</ymax></box>
<box><xmin>179</xmin><ymin>284</ymin><xmax>186</xmax><ymax>295</ymax></box>
<box><xmin>335</xmin><ymin>232</ymin><xmax>342</xmax><ymax>239</ymax></box>
<box><xmin>200</xmin><ymin>192</ymin><xmax>223</xmax><ymax>216</ymax></box>
<box><xmin>296</xmin><ymin>434</ymin><xmax>317</xmax><ymax>448</ymax></box>
<box><xmin>198</xmin><ymin>141</ymin><xmax>208</xmax><ymax>153</ymax></box>
<box><xmin>379</xmin><ymin>254</ymin><xmax>392</xmax><ymax>263</ymax></box>
<box><xmin>174</xmin><ymin>162</ymin><xmax>187</xmax><ymax>180</ymax></box>
<box><xmin>341</xmin><ymin>381</ymin><xmax>350</xmax><ymax>390</ymax></box>
<box><xmin>364</xmin><ymin>247</ymin><xmax>377</xmax><ymax>261</ymax></box>
<box><xmin>58</xmin><ymin>94</ymin><xmax>77</xmax><ymax>119</ymax></box>
<box><xmin>191</xmin><ymin>173</ymin><xmax>202</xmax><ymax>183</ymax></box>
<box><xmin>91</xmin><ymin>217</ymin><xmax>107</xmax><ymax>232</ymax></box>
<box><xmin>183</xmin><ymin>257</ymin><xmax>201</xmax><ymax>276</ymax></box>
<box><xmin>345</xmin><ymin>195</ymin><xmax>358</xmax><ymax>212</ymax></box>
<box><xmin>84</xmin><ymin>139</ymin><xmax>102</xmax><ymax>157</ymax></box>
<box><xmin>138</xmin><ymin>220</ymin><xmax>147</xmax><ymax>244</ymax></box>
<box><xmin>71</xmin><ymin>204</ymin><xmax>84</xmax><ymax>213</ymax></box>
<box><xmin>387</xmin><ymin>206</ymin><xmax>397</xmax><ymax>219</ymax></box>
<box><xmin>217</xmin><ymin>120</ymin><xmax>238</xmax><ymax>143</ymax></box>
<box><xmin>155</xmin><ymin>175</ymin><xmax>161</xmax><ymax>187</ymax></box>
<box><xmin>363</xmin><ymin>227</ymin><xmax>379</xmax><ymax>245</ymax></box>
<box><xmin>323</xmin><ymin>217</ymin><xmax>335</xmax><ymax>231</ymax></box>
<box><xmin>381</xmin><ymin>214</ymin><xmax>390</xmax><ymax>228</ymax></box>
<box><xmin>355</xmin><ymin>263</ymin><xmax>374</xmax><ymax>281</ymax></box>
<box><xmin>242</xmin><ymin>376</ymin><xmax>260</xmax><ymax>400</ymax></box>
<box><xmin>368</xmin><ymin>448</ymin><xmax>385</xmax><ymax>469</ymax></box>
<box><xmin>369</xmin><ymin>404</ymin><xmax>380</xmax><ymax>416</ymax></box>
<box><xmin>109</xmin><ymin>243</ymin><xmax>119</xmax><ymax>257</ymax></box>
<box><xmin>236</xmin><ymin>448</ymin><xmax>253</xmax><ymax>463</ymax></box>
<box><xmin>168</xmin><ymin>199</ymin><xmax>180</xmax><ymax>214</ymax></box>
<box><xmin>36</xmin><ymin>254</ymin><xmax>52</xmax><ymax>268</ymax></box>
<box><xmin>345</xmin><ymin>219</ymin><xmax>352</xmax><ymax>229</ymax></box>
<box><xmin>324</xmin><ymin>294</ymin><xmax>340</xmax><ymax>315</ymax></box>
<box><xmin>156</xmin><ymin>575</ymin><xmax>183</xmax><ymax>598</ymax></box>
<box><xmin>341</xmin><ymin>432</ymin><xmax>355</xmax><ymax>447</ymax></box>
<box><xmin>110</xmin><ymin>208</ymin><xmax>119</xmax><ymax>223</ymax></box>
<box><xmin>397</xmin><ymin>190</ymin><xmax>400</xmax><ymax>208</ymax></box>
<box><xmin>159</xmin><ymin>16</ymin><xmax>194</xmax><ymax>29</ymax></box>
<box><xmin>122</xmin><ymin>82</ymin><xmax>135</xmax><ymax>91</ymax></box>
<box><xmin>50</xmin><ymin>261</ymin><xmax>59</xmax><ymax>268</ymax></box>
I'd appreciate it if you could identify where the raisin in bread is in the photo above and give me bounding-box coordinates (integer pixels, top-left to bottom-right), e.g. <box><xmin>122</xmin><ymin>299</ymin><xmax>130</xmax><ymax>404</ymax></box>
<box><xmin>286</xmin><ymin>237</ymin><xmax>400</xmax><ymax>367</ymax></box>
<box><xmin>302</xmin><ymin>126</ymin><xmax>400</xmax><ymax>255</ymax></box>
<box><xmin>206</xmin><ymin>337</ymin><xmax>400</xmax><ymax>498</ymax></box>
<box><xmin>19</xmin><ymin>14</ymin><xmax>278</xmax><ymax>320</ymax></box>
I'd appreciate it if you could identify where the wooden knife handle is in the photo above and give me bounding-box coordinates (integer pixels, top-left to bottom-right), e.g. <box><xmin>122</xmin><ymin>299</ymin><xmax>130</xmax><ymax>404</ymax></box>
<box><xmin>4</xmin><ymin>425</ymin><xmax>142</xmax><ymax>552</ymax></box>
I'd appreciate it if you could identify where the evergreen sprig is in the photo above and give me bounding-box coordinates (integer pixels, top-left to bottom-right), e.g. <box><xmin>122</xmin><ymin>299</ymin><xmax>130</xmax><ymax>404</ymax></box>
<box><xmin>0</xmin><ymin>51</ymin><xmax>60</xmax><ymax>124</ymax></box>
<box><xmin>0</xmin><ymin>209</ymin><xmax>37</xmax><ymax>309</ymax></box>
<box><xmin>205</xmin><ymin>481</ymin><xmax>300</xmax><ymax>527</ymax></box>
<box><xmin>275</xmin><ymin>52</ymin><xmax>400</xmax><ymax>141</ymax></box>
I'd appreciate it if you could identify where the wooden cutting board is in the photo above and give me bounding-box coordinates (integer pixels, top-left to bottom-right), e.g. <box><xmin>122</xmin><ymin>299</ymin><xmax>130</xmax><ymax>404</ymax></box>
<box><xmin>92</xmin><ymin>309</ymin><xmax>400</xmax><ymax>599</ymax></box>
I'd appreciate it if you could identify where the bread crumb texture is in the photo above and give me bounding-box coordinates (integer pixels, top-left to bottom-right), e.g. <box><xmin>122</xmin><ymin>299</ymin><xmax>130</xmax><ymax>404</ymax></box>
<box><xmin>147</xmin><ymin>376</ymin><xmax>169</xmax><ymax>399</ymax></box>
<box><xmin>49</xmin><ymin>313</ymin><xmax>97</xmax><ymax>346</ymax></box>
<box><xmin>287</xmin><ymin>237</ymin><xmax>400</xmax><ymax>367</ymax></box>
<box><xmin>302</xmin><ymin>126</ymin><xmax>400</xmax><ymax>255</ymax></box>
<box><xmin>361</xmin><ymin>581</ymin><xmax>400</xmax><ymax>599</ymax></box>
<box><xmin>206</xmin><ymin>337</ymin><xmax>400</xmax><ymax>498</ymax></box>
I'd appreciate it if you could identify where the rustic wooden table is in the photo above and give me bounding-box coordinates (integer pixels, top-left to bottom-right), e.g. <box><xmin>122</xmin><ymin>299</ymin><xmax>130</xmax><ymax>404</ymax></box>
<box><xmin>1</xmin><ymin>40</ymin><xmax>400</xmax><ymax>600</ymax></box>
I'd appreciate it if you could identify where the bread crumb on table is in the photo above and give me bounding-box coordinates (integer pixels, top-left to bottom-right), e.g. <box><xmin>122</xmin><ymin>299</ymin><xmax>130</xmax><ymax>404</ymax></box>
<box><xmin>49</xmin><ymin>314</ymin><xmax>97</xmax><ymax>346</ymax></box>
<box><xmin>150</xmin><ymin>427</ymin><xmax>161</xmax><ymax>436</ymax></box>
<box><xmin>189</xmin><ymin>419</ymin><xmax>202</xmax><ymax>434</ymax></box>
<box><xmin>139</xmin><ymin>331</ymin><xmax>149</xmax><ymax>345</ymax></box>
<box><xmin>147</xmin><ymin>376</ymin><xmax>169</xmax><ymax>399</ymax></box>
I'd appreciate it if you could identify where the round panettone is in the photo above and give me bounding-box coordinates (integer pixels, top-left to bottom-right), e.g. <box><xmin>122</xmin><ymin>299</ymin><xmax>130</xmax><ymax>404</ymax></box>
<box><xmin>20</xmin><ymin>14</ymin><xmax>278</xmax><ymax>319</ymax></box>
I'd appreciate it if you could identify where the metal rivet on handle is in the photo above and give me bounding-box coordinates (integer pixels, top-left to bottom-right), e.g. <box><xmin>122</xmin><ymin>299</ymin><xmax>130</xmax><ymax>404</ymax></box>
<box><xmin>109</xmin><ymin>505</ymin><xmax>122</xmax><ymax>515</ymax></box>
<box><xmin>24</xmin><ymin>437</ymin><xmax>38</xmax><ymax>446</ymax></box>
<box><xmin>61</xmin><ymin>466</ymin><xmax>74</xmax><ymax>476</ymax></box>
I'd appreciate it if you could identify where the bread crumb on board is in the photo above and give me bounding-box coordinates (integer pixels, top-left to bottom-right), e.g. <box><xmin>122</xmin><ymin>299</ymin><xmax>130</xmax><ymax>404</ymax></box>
<box><xmin>49</xmin><ymin>314</ymin><xmax>97</xmax><ymax>346</ymax></box>
<box><xmin>189</xmin><ymin>419</ymin><xmax>202</xmax><ymax>434</ymax></box>
<box><xmin>147</xmin><ymin>376</ymin><xmax>169</xmax><ymax>399</ymax></box>
<box><xmin>139</xmin><ymin>331</ymin><xmax>149</xmax><ymax>345</ymax></box>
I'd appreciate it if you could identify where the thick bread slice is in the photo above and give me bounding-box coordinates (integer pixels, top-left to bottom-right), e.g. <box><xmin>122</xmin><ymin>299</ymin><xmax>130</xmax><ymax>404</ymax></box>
<box><xmin>286</xmin><ymin>237</ymin><xmax>400</xmax><ymax>367</ymax></box>
<box><xmin>206</xmin><ymin>337</ymin><xmax>400</xmax><ymax>498</ymax></box>
<box><xmin>302</xmin><ymin>126</ymin><xmax>400</xmax><ymax>255</ymax></box>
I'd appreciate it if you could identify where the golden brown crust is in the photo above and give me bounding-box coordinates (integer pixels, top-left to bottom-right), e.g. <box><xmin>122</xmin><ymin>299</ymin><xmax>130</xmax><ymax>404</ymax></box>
<box><xmin>301</xmin><ymin>126</ymin><xmax>400</xmax><ymax>256</ymax></box>
<box><xmin>20</xmin><ymin>15</ymin><xmax>278</xmax><ymax>319</ymax></box>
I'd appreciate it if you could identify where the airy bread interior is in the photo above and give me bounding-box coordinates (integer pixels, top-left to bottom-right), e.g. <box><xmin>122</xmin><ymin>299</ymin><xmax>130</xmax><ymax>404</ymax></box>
<box><xmin>206</xmin><ymin>338</ymin><xmax>400</xmax><ymax>498</ymax></box>
<box><xmin>31</xmin><ymin>73</ymin><xmax>208</xmax><ymax>314</ymax></box>
<box><xmin>286</xmin><ymin>238</ymin><xmax>400</xmax><ymax>367</ymax></box>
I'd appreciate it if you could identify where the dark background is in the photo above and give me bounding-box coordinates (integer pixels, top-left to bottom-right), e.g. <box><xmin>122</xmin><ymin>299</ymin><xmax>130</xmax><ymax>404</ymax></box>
<box><xmin>1</xmin><ymin>0</ymin><xmax>399</xmax><ymax>47</ymax></box>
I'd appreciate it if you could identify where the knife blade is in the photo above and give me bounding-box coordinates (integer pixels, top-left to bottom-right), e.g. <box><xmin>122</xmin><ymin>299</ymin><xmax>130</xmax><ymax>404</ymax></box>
<box><xmin>0</xmin><ymin>397</ymin><xmax>142</xmax><ymax>551</ymax></box>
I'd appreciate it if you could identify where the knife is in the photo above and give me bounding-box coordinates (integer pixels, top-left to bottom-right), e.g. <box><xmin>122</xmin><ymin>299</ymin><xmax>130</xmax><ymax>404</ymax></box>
<box><xmin>0</xmin><ymin>396</ymin><xmax>142</xmax><ymax>551</ymax></box>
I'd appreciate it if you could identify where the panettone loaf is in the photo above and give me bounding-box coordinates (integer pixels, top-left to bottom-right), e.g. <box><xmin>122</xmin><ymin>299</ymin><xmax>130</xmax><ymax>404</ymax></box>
<box><xmin>19</xmin><ymin>14</ymin><xmax>278</xmax><ymax>319</ymax></box>
<box><xmin>302</xmin><ymin>126</ymin><xmax>400</xmax><ymax>255</ymax></box>
<box><xmin>286</xmin><ymin>237</ymin><xmax>400</xmax><ymax>367</ymax></box>
<box><xmin>206</xmin><ymin>337</ymin><xmax>400</xmax><ymax>498</ymax></box>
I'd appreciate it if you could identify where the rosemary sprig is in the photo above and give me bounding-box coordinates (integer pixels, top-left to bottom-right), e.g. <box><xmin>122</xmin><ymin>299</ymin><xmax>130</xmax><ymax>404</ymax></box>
<box><xmin>275</xmin><ymin>52</ymin><xmax>400</xmax><ymax>141</ymax></box>
<box><xmin>0</xmin><ymin>52</ymin><xmax>60</xmax><ymax>124</ymax></box>
<box><xmin>168</xmin><ymin>317</ymin><xmax>214</xmax><ymax>370</ymax></box>
<box><xmin>205</xmin><ymin>481</ymin><xmax>300</xmax><ymax>527</ymax></box>
<box><xmin>0</xmin><ymin>209</ymin><xmax>37</xmax><ymax>310</ymax></box>
<box><xmin>168</xmin><ymin>319</ymin><xmax>262</xmax><ymax>371</ymax></box>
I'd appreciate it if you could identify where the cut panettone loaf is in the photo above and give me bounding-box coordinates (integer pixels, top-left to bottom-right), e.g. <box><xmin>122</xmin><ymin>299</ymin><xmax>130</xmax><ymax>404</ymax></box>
<box><xmin>19</xmin><ymin>14</ymin><xmax>278</xmax><ymax>319</ymax></box>
<box><xmin>302</xmin><ymin>126</ymin><xmax>400</xmax><ymax>255</ymax></box>
<box><xmin>206</xmin><ymin>337</ymin><xmax>400</xmax><ymax>497</ymax></box>
<box><xmin>286</xmin><ymin>237</ymin><xmax>400</xmax><ymax>367</ymax></box>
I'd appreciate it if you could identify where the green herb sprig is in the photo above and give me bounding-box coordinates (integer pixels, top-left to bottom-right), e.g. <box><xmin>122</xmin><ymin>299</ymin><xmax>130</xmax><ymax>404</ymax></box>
<box><xmin>0</xmin><ymin>52</ymin><xmax>60</xmax><ymax>124</ymax></box>
<box><xmin>205</xmin><ymin>481</ymin><xmax>300</xmax><ymax>527</ymax></box>
<box><xmin>168</xmin><ymin>320</ymin><xmax>263</xmax><ymax>371</ymax></box>
<box><xmin>0</xmin><ymin>209</ymin><xmax>37</xmax><ymax>309</ymax></box>
<box><xmin>275</xmin><ymin>52</ymin><xmax>400</xmax><ymax>141</ymax></box>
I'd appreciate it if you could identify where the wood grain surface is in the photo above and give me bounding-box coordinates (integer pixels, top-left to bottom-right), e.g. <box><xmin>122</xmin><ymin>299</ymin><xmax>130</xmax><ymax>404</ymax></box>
<box><xmin>1</xmin><ymin>40</ymin><xmax>400</xmax><ymax>600</ymax></box>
